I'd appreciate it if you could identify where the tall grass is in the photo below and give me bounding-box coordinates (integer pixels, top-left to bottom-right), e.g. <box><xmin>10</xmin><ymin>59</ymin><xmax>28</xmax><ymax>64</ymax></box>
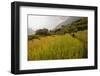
<box><xmin>74</xmin><ymin>30</ymin><xmax>88</xmax><ymax>58</ymax></box>
<box><xmin>28</xmin><ymin>32</ymin><xmax>87</xmax><ymax>61</ymax></box>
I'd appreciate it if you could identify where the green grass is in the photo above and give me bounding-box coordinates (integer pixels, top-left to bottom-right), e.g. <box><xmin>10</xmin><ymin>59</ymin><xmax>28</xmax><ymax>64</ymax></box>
<box><xmin>74</xmin><ymin>30</ymin><xmax>88</xmax><ymax>58</ymax></box>
<box><xmin>28</xmin><ymin>30</ymin><xmax>88</xmax><ymax>61</ymax></box>
<box><xmin>74</xmin><ymin>30</ymin><xmax>87</xmax><ymax>43</ymax></box>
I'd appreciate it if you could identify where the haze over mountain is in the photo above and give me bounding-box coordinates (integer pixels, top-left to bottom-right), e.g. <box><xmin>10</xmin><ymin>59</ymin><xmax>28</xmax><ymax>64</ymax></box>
<box><xmin>28</xmin><ymin>28</ymin><xmax>35</xmax><ymax>35</ymax></box>
<box><xmin>28</xmin><ymin>15</ymin><xmax>69</xmax><ymax>31</ymax></box>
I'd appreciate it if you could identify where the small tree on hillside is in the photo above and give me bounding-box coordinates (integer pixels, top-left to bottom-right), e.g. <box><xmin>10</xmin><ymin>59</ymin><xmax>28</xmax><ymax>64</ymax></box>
<box><xmin>35</xmin><ymin>28</ymin><xmax>49</xmax><ymax>36</ymax></box>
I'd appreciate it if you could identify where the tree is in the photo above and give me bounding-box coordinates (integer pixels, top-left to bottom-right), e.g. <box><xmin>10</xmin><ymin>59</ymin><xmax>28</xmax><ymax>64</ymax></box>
<box><xmin>35</xmin><ymin>28</ymin><xmax>49</xmax><ymax>36</ymax></box>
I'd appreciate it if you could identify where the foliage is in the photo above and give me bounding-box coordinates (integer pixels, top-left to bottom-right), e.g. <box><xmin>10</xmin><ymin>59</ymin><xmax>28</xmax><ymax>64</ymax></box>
<box><xmin>35</xmin><ymin>28</ymin><xmax>49</xmax><ymax>36</ymax></box>
<box><xmin>28</xmin><ymin>35</ymin><xmax>39</xmax><ymax>40</ymax></box>
<box><xmin>53</xmin><ymin>17</ymin><xmax>88</xmax><ymax>34</ymax></box>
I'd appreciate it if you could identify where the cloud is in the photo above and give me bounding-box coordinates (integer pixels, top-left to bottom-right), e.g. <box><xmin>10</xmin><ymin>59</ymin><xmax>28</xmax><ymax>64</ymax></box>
<box><xmin>28</xmin><ymin>15</ymin><xmax>69</xmax><ymax>31</ymax></box>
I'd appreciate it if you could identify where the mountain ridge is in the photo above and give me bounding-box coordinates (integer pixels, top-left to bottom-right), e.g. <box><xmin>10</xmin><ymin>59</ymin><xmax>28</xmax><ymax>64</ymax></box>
<box><xmin>55</xmin><ymin>17</ymin><xmax>81</xmax><ymax>29</ymax></box>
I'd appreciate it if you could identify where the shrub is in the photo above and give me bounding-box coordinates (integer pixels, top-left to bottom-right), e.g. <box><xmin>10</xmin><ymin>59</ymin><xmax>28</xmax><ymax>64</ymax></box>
<box><xmin>35</xmin><ymin>28</ymin><xmax>49</xmax><ymax>36</ymax></box>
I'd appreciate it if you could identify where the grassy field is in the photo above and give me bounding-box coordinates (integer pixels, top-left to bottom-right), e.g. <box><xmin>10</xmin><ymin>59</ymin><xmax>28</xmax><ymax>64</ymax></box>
<box><xmin>74</xmin><ymin>30</ymin><xmax>88</xmax><ymax>58</ymax></box>
<box><xmin>28</xmin><ymin>30</ymin><xmax>87</xmax><ymax>61</ymax></box>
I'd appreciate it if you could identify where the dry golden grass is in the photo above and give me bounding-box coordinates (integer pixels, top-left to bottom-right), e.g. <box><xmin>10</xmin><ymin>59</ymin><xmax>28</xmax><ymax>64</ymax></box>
<box><xmin>28</xmin><ymin>31</ymin><xmax>87</xmax><ymax>61</ymax></box>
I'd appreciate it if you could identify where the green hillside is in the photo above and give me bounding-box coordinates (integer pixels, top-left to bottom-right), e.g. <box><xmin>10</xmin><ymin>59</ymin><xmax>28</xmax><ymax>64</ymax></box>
<box><xmin>53</xmin><ymin>17</ymin><xmax>88</xmax><ymax>35</ymax></box>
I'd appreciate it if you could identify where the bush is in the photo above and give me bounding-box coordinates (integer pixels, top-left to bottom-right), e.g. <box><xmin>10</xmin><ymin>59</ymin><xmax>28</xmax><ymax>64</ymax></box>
<box><xmin>35</xmin><ymin>28</ymin><xmax>49</xmax><ymax>36</ymax></box>
<box><xmin>28</xmin><ymin>35</ymin><xmax>39</xmax><ymax>40</ymax></box>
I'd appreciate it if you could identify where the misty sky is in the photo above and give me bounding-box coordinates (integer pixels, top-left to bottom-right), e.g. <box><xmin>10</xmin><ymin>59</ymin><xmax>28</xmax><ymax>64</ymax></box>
<box><xmin>28</xmin><ymin>15</ymin><xmax>69</xmax><ymax>31</ymax></box>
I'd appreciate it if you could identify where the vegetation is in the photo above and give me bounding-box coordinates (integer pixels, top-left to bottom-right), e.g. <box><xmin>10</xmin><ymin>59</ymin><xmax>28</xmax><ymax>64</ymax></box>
<box><xmin>28</xmin><ymin>17</ymin><xmax>88</xmax><ymax>60</ymax></box>
<box><xmin>35</xmin><ymin>28</ymin><xmax>49</xmax><ymax>36</ymax></box>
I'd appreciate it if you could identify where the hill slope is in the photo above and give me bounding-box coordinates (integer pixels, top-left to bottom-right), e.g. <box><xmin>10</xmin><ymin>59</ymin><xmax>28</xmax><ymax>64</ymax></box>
<box><xmin>56</xmin><ymin>17</ymin><xmax>81</xmax><ymax>29</ymax></box>
<box><xmin>53</xmin><ymin>17</ymin><xmax>88</xmax><ymax>34</ymax></box>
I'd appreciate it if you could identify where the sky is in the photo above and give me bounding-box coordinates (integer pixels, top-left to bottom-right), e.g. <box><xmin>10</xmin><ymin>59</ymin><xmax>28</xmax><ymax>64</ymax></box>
<box><xmin>28</xmin><ymin>15</ymin><xmax>69</xmax><ymax>31</ymax></box>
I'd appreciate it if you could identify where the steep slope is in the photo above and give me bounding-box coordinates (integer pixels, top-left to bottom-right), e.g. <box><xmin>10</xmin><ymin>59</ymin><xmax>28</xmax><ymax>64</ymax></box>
<box><xmin>55</xmin><ymin>17</ymin><xmax>81</xmax><ymax>29</ymax></box>
<box><xmin>53</xmin><ymin>17</ymin><xmax>88</xmax><ymax>34</ymax></box>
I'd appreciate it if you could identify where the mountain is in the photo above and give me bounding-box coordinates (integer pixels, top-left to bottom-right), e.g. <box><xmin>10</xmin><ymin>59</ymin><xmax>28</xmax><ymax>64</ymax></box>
<box><xmin>55</xmin><ymin>17</ymin><xmax>81</xmax><ymax>29</ymax></box>
<box><xmin>28</xmin><ymin>28</ymin><xmax>35</xmax><ymax>35</ymax></box>
<box><xmin>52</xmin><ymin>17</ymin><xmax>88</xmax><ymax>35</ymax></box>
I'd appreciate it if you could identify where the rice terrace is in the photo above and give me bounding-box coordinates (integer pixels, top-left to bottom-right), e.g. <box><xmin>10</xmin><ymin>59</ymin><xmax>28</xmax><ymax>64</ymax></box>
<box><xmin>28</xmin><ymin>15</ymin><xmax>88</xmax><ymax>61</ymax></box>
